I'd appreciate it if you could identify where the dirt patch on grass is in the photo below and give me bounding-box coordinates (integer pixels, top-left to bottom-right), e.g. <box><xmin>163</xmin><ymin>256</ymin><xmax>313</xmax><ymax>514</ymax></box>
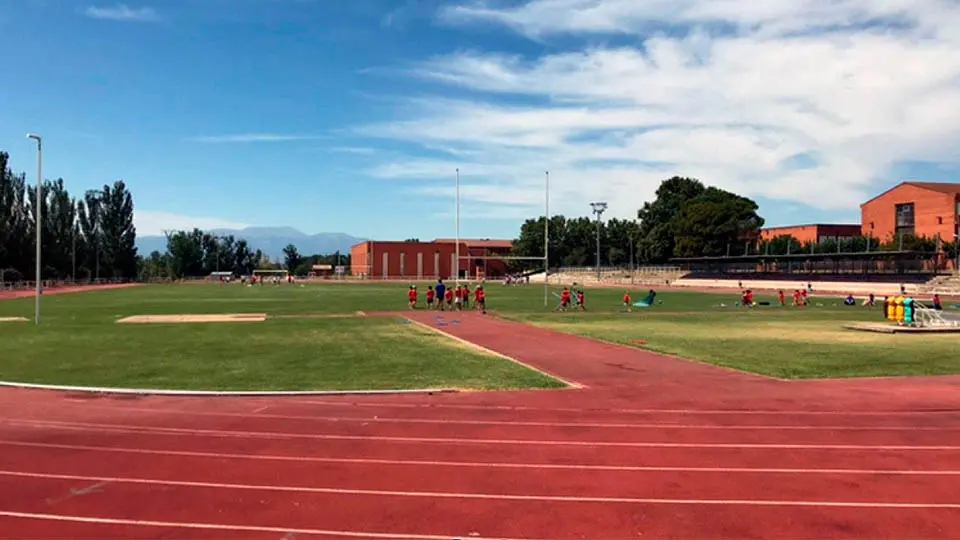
<box><xmin>117</xmin><ymin>313</ymin><xmax>267</xmax><ymax>324</ymax></box>
<box><xmin>0</xmin><ymin>317</ymin><xmax>29</xmax><ymax>323</ymax></box>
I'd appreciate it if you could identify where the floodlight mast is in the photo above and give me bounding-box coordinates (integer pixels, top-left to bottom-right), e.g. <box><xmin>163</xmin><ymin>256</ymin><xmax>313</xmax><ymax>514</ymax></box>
<box><xmin>26</xmin><ymin>134</ymin><xmax>42</xmax><ymax>325</ymax></box>
<box><xmin>590</xmin><ymin>202</ymin><xmax>608</xmax><ymax>282</ymax></box>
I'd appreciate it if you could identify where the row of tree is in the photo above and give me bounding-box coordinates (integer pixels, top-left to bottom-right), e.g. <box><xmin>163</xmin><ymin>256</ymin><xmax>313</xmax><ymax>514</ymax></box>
<box><xmin>510</xmin><ymin>176</ymin><xmax>765</xmax><ymax>267</ymax></box>
<box><xmin>0</xmin><ymin>151</ymin><xmax>138</xmax><ymax>282</ymax></box>
<box><xmin>137</xmin><ymin>232</ymin><xmax>352</xmax><ymax>280</ymax></box>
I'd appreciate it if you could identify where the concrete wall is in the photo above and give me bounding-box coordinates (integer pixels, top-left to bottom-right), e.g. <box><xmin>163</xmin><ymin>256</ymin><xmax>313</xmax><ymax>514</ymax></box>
<box><xmin>862</xmin><ymin>184</ymin><xmax>958</xmax><ymax>242</ymax></box>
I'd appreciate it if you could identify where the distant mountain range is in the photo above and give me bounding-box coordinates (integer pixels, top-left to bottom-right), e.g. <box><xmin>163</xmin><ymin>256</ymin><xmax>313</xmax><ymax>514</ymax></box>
<box><xmin>136</xmin><ymin>227</ymin><xmax>366</xmax><ymax>260</ymax></box>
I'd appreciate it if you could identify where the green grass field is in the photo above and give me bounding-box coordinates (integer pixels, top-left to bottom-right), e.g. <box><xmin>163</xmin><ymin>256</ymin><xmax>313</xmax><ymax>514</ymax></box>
<box><xmin>0</xmin><ymin>284</ymin><xmax>563</xmax><ymax>391</ymax></box>
<box><xmin>0</xmin><ymin>282</ymin><xmax>958</xmax><ymax>389</ymax></box>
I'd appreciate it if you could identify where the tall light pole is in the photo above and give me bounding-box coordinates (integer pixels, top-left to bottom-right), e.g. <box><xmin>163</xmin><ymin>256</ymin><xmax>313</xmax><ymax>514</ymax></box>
<box><xmin>590</xmin><ymin>201</ymin><xmax>607</xmax><ymax>282</ymax></box>
<box><xmin>27</xmin><ymin>134</ymin><xmax>42</xmax><ymax>325</ymax></box>
<box><xmin>544</xmin><ymin>171</ymin><xmax>550</xmax><ymax>307</ymax></box>
<box><xmin>455</xmin><ymin>168</ymin><xmax>460</xmax><ymax>285</ymax></box>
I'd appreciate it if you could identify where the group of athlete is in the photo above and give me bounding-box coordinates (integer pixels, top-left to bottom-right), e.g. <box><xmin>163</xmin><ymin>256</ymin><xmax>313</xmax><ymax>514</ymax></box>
<box><xmin>407</xmin><ymin>279</ymin><xmax>486</xmax><ymax>314</ymax></box>
<box><xmin>556</xmin><ymin>287</ymin><xmax>637</xmax><ymax>312</ymax></box>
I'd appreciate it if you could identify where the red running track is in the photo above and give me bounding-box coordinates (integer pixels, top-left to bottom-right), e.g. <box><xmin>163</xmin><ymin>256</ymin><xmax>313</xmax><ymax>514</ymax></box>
<box><xmin>2</xmin><ymin>311</ymin><xmax>960</xmax><ymax>538</ymax></box>
<box><xmin>0</xmin><ymin>283</ymin><xmax>140</xmax><ymax>301</ymax></box>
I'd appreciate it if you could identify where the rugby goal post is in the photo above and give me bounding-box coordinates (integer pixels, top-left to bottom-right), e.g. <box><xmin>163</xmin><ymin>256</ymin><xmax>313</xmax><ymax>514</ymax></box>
<box><xmin>454</xmin><ymin>169</ymin><xmax>551</xmax><ymax>306</ymax></box>
<box><xmin>252</xmin><ymin>269</ymin><xmax>289</xmax><ymax>282</ymax></box>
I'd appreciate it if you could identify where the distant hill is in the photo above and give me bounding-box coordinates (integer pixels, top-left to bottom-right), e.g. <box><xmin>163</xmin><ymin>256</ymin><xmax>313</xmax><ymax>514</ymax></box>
<box><xmin>136</xmin><ymin>227</ymin><xmax>366</xmax><ymax>260</ymax></box>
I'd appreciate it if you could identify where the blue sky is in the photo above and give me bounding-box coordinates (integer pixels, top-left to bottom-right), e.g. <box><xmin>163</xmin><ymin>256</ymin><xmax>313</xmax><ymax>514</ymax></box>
<box><xmin>3</xmin><ymin>0</ymin><xmax>960</xmax><ymax>240</ymax></box>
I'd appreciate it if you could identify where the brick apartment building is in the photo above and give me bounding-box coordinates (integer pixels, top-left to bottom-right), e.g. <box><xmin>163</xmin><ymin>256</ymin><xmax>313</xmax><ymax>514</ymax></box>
<box><xmin>350</xmin><ymin>239</ymin><xmax>513</xmax><ymax>279</ymax></box>
<box><xmin>761</xmin><ymin>182</ymin><xmax>960</xmax><ymax>247</ymax></box>
<box><xmin>760</xmin><ymin>224</ymin><xmax>862</xmax><ymax>244</ymax></box>
<box><xmin>861</xmin><ymin>182</ymin><xmax>960</xmax><ymax>242</ymax></box>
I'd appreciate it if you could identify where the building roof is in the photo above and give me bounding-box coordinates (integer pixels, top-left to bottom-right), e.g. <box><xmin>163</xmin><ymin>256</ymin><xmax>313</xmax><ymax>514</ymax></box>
<box><xmin>433</xmin><ymin>238</ymin><xmax>514</xmax><ymax>249</ymax></box>
<box><xmin>861</xmin><ymin>181</ymin><xmax>960</xmax><ymax>207</ymax></box>
<box><xmin>761</xmin><ymin>223</ymin><xmax>860</xmax><ymax>231</ymax></box>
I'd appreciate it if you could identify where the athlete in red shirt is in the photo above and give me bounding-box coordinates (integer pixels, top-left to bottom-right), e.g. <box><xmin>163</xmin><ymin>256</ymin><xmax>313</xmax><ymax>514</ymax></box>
<box><xmin>558</xmin><ymin>287</ymin><xmax>572</xmax><ymax>312</ymax></box>
<box><xmin>426</xmin><ymin>286</ymin><xmax>435</xmax><ymax>309</ymax></box>
<box><xmin>407</xmin><ymin>286</ymin><xmax>417</xmax><ymax>309</ymax></box>
<box><xmin>444</xmin><ymin>288</ymin><xmax>454</xmax><ymax>308</ymax></box>
<box><xmin>778</xmin><ymin>290</ymin><xmax>785</xmax><ymax>306</ymax></box>
<box><xmin>622</xmin><ymin>291</ymin><xmax>632</xmax><ymax>312</ymax></box>
<box><xmin>475</xmin><ymin>286</ymin><xmax>486</xmax><ymax>314</ymax></box>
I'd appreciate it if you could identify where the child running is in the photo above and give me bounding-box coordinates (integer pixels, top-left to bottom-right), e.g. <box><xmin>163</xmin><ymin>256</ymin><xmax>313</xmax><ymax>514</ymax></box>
<box><xmin>444</xmin><ymin>286</ymin><xmax>454</xmax><ymax>310</ymax></box>
<box><xmin>557</xmin><ymin>287</ymin><xmax>572</xmax><ymax>312</ymax></box>
<box><xmin>576</xmin><ymin>289</ymin><xmax>586</xmax><ymax>311</ymax></box>
<box><xmin>426</xmin><ymin>286</ymin><xmax>435</xmax><ymax>309</ymax></box>
<box><xmin>623</xmin><ymin>290</ymin><xmax>632</xmax><ymax>312</ymax></box>
<box><xmin>407</xmin><ymin>285</ymin><xmax>418</xmax><ymax>310</ymax></box>
<box><xmin>778</xmin><ymin>290</ymin><xmax>785</xmax><ymax>306</ymax></box>
<box><xmin>475</xmin><ymin>286</ymin><xmax>486</xmax><ymax>314</ymax></box>
<box><xmin>454</xmin><ymin>286</ymin><xmax>463</xmax><ymax>311</ymax></box>
<box><xmin>461</xmin><ymin>285</ymin><xmax>471</xmax><ymax>309</ymax></box>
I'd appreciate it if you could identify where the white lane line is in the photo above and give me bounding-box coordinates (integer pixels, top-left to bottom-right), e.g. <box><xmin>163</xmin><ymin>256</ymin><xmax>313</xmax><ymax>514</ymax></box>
<box><xmin>284</xmin><ymin>400</ymin><xmax>960</xmax><ymax>416</ymax></box>
<box><xmin>3</xmin><ymin>440</ymin><xmax>958</xmax><ymax>476</ymax></box>
<box><xmin>19</xmin><ymin>403</ymin><xmax>958</xmax><ymax>431</ymax></box>
<box><xmin>4</xmin><ymin>419</ymin><xmax>959</xmax><ymax>451</ymax></box>
<box><xmin>3</xmin><ymin>470</ymin><xmax>960</xmax><ymax>509</ymax></box>
<box><xmin>0</xmin><ymin>511</ymin><xmax>530</xmax><ymax>540</ymax></box>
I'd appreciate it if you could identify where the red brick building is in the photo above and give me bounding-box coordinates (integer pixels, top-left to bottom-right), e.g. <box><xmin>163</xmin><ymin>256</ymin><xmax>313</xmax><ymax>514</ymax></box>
<box><xmin>350</xmin><ymin>239</ymin><xmax>513</xmax><ymax>279</ymax></box>
<box><xmin>861</xmin><ymin>182</ymin><xmax>960</xmax><ymax>242</ymax></box>
<box><xmin>760</xmin><ymin>224</ymin><xmax>861</xmax><ymax>244</ymax></box>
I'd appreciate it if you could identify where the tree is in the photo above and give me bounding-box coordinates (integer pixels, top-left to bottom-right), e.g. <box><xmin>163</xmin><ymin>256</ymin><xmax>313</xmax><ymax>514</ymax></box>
<box><xmin>98</xmin><ymin>180</ymin><xmax>138</xmax><ymax>278</ymax></box>
<box><xmin>77</xmin><ymin>190</ymin><xmax>104</xmax><ymax>279</ymax></box>
<box><xmin>636</xmin><ymin>177</ymin><xmax>706</xmax><ymax>263</ymax></box>
<box><xmin>671</xmin><ymin>187</ymin><xmax>764</xmax><ymax>258</ymax></box>
<box><xmin>282</xmin><ymin>244</ymin><xmax>302</xmax><ymax>271</ymax></box>
<box><xmin>0</xmin><ymin>152</ymin><xmax>30</xmax><ymax>277</ymax></box>
<box><xmin>761</xmin><ymin>235</ymin><xmax>802</xmax><ymax>256</ymax></box>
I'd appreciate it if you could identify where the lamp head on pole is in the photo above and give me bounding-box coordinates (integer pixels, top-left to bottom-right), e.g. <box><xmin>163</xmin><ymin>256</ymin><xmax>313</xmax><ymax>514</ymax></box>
<box><xmin>27</xmin><ymin>133</ymin><xmax>41</xmax><ymax>147</ymax></box>
<box><xmin>590</xmin><ymin>201</ymin><xmax>608</xmax><ymax>216</ymax></box>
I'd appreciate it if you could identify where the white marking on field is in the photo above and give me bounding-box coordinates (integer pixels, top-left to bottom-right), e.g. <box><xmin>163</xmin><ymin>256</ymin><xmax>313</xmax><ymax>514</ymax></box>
<box><xmin>5</xmin><ymin>419</ymin><xmax>960</xmax><ymax>451</ymax></box>
<box><xmin>32</xmin><ymin>403</ymin><xmax>960</xmax><ymax>431</ymax></box>
<box><xmin>286</xmin><ymin>400</ymin><xmax>960</xmax><ymax>416</ymax></box>
<box><xmin>404</xmin><ymin>317</ymin><xmax>583</xmax><ymax>389</ymax></box>
<box><xmin>0</xmin><ymin>317</ymin><xmax>29</xmax><ymax>323</ymax></box>
<box><xmin>0</xmin><ymin>511</ymin><xmax>529</xmax><ymax>540</ymax></box>
<box><xmin>0</xmin><ymin>381</ymin><xmax>454</xmax><ymax>397</ymax></box>
<box><xmin>3</xmin><ymin>440</ymin><xmax>958</xmax><ymax>476</ymax></box>
<box><xmin>4</xmin><ymin>470</ymin><xmax>960</xmax><ymax>508</ymax></box>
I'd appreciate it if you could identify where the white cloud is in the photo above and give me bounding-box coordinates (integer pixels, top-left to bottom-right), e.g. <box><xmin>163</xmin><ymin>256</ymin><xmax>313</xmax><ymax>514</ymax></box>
<box><xmin>134</xmin><ymin>211</ymin><xmax>249</xmax><ymax>236</ymax></box>
<box><xmin>84</xmin><ymin>4</ymin><xmax>159</xmax><ymax>22</ymax></box>
<box><xmin>353</xmin><ymin>0</ymin><xmax>960</xmax><ymax>221</ymax></box>
<box><xmin>188</xmin><ymin>134</ymin><xmax>326</xmax><ymax>143</ymax></box>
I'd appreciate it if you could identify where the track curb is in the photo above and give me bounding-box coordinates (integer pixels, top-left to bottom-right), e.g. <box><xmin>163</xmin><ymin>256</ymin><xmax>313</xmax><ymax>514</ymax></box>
<box><xmin>0</xmin><ymin>381</ymin><xmax>457</xmax><ymax>397</ymax></box>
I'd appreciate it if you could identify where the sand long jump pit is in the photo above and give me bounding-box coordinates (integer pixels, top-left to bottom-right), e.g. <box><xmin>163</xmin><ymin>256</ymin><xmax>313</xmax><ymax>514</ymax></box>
<box><xmin>117</xmin><ymin>313</ymin><xmax>267</xmax><ymax>324</ymax></box>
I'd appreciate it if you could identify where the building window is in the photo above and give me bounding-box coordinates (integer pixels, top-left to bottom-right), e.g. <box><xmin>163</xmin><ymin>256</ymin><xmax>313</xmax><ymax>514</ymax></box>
<box><xmin>895</xmin><ymin>203</ymin><xmax>915</xmax><ymax>236</ymax></box>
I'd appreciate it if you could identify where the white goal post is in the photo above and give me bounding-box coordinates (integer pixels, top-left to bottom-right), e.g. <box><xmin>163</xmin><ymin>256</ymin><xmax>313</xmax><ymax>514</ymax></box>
<box><xmin>455</xmin><ymin>169</ymin><xmax>550</xmax><ymax>306</ymax></box>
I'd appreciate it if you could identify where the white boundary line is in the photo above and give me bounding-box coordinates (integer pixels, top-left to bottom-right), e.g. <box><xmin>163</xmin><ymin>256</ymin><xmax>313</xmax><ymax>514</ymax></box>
<box><xmin>36</xmin><ymin>403</ymin><xmax>960</xmax><ymax>431</ymax></box>
<box><xmin>0</xmin><ymin>381</ymin><xmax>457</xmax><ymax>397</ymax></box>
<box><xmin>0</xmin><ymin>511</ymin><xmax>530</xmax><ymax>540</ymax></box>
<box><xmin>5</xmin><ymin>419</ymin><xmax>959</xmax><ymax>450</ymax></box>
<box><xmin>404</xmin><ymin>317</ymin><xmax>584</xmax><ymax>389</ymax></box>
<box><xmin>3</xmin><ymin>440</ymin><xmax>958</xmax><ymax>476</ymax></box>
<box><xmin>286</xmin><ymin>399</ymin><xmax>960</xmax><ymax>416</ymax></box>
<box><xmin>3</xmin><ymin>470</ymin><xmax>959</xmax><ymax>509</ymax></box>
